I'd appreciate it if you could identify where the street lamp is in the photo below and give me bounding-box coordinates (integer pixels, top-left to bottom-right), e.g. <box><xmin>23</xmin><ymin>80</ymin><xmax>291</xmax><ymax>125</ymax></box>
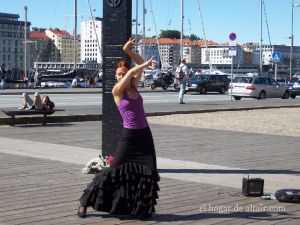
<box><xmin>290</xmin><ymin>1</ymin><xmax>300</xmax><ymax>80</ymax></box>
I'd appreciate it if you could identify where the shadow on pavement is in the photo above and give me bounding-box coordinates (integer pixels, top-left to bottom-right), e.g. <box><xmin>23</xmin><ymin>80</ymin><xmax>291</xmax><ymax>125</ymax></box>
<box><xmin>159</xmin><ymin>168</ymin><xmax>300</xmax><ymax>175</ymax></box>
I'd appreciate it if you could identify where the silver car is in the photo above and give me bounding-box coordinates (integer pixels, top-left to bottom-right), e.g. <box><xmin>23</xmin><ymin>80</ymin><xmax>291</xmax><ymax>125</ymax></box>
<box><xmin>229</xmin><ymin>76</ymin><xmax>290</xmax><ymax>100</ymax></box>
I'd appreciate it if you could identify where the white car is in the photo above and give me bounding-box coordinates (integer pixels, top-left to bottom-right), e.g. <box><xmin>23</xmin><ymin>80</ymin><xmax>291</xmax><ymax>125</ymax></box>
<box><xmin>229</xmin><ymin>76</ymin><xmax>290</xmax><ymax>100</ymax></box>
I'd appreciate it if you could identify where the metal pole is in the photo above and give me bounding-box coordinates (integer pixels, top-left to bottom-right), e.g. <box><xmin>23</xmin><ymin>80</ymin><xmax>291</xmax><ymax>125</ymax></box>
<box><xmin>142</xmin><ymin>0</ymin><xmax>145</xmax><ymax>85</ymax></box>
<box><xmin>136</xmin><ymin>0</ymin><xmax>138</xmax><ymax>51</ymax></box>
<box><xmin>142</xmin><ymin>0</ymin><xmax>145</xmax><ymax>58</ymax></box>
<box><xmin>180</xmin><ymin>0</ymin><xmax>184</xmax><ymax>59</ymax></box>
<box><xmin>231</xmin><ymin>56</ymin><xmax>233</xmax><ymax>101</ymax></box>
<box><xmin>275</xmin><ymin>63</ymin><xmax>278</xmax><ymax>81</ymax></box>
<box><xmin>24</xmin><ymin>6</ymin><xmax>28</xmax><ymax>79</ymax></box>
<box><xmin>290</xmin><ymin>0</ymin><xmax>294</xmax><ymax>80</ymax></box>
<box><xmin>260</xmin><ymin>0</ymin><xmax>263</xmax><ymax>75</ymax></box>
<box><xmin>74</xmin><ymin>0</ymin><xmax>77</xmax><ymax>69</ymax></box>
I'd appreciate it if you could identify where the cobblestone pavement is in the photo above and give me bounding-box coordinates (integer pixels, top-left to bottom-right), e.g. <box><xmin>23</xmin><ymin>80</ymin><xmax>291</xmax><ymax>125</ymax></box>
<box><xmin>0</xmin><ymin>113</ymin><xmax>299</xmax><ymax>224</ymax></box>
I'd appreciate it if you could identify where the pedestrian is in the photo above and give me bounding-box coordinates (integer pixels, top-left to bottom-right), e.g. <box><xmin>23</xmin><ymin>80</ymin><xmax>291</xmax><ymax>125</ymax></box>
<box><xmin>19</xmin><ymin>92</ymin><xmax>55</xmax><ymax>110</ymax></box>
<box><xmin>87</xmin><ymin>76</ymin><xmax>96</xmax><ymax>88</ymax></box>
<box><xmin>34</xmin><ymin>67</ymin><xmax>42</xmax><ymax>89</ymax></box>
<box><xmin>0</xmin><ymin>64</ymin><xmax>6</xmax><ymax>90</ymax></box>
<box><xmin>176</xmin><ymin>59</ymin><xmax>189</xmax><ymax>104</ymax></box>
<box><xmin>195</xmin><ymin>69</ymin><xmax>201</xmax><ymax>76</ymax></box>
<box><xmin>71</xmin><ymin>76</ymin><xmax>79</xmax><ymax>88</ymax></box>
<box><xmin>78</xmin><ymin>38</ymin><xmax>159</xmax><ymax>218</ymax></box>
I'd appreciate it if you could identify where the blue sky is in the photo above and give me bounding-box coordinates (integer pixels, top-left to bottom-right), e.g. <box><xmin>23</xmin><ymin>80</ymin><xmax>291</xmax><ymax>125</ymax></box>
<box><xmin>2</xmin><ymin>0</ymin><xmax>300</xmax><ymax>46</ymax></box>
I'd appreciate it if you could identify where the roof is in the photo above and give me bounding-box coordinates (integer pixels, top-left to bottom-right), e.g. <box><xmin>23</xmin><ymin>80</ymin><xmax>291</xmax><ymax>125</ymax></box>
<box><xmin>143</xmin><ymin>38</ymin><xmax>218</xmax><ymax>46</ymax></box>
<box><xmin>0</xmin><ymin>12</ymin><xmax>19</xmax><ymax>19</ymax></box>
<box><xmin>49</xmin><ymin>29</ymin><xmax>71</xmax><ymax>36</ymax></box>
<box><xmin>30</xmin><ymin>31</ymin><xmax>49</xmax><ymax>40</ymax></box>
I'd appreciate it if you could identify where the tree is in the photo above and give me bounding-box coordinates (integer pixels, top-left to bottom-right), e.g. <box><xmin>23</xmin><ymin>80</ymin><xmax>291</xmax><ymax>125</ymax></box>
<box><xmin>159</xmin><ymin>30</ymin><xmax>180</xmax><ymax>39</ymax></box>
<box><xmin>189</xmin><ymin>34</ymin><xmax>200</xmax><ymax>41</ymax></box>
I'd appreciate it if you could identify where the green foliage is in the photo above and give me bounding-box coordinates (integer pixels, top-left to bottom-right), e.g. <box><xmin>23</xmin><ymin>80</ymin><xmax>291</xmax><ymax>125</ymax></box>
<box><xmin>189</xmin><ymin>34</ymin><xmax>200</xmax><ymax>41</ymax></box>
<box><xmin>159</xmin><ymin>30</ymin><xmax>181</xmax><ymax>39</ymax></box>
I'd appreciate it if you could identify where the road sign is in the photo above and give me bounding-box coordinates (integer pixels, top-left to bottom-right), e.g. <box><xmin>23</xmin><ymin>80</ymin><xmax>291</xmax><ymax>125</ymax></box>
<box><xmin>228</xmin><ymin>41</ymin><xmax>237</xmax><ymax>57</ymax></box>
<box><xmin>229</xmin><ymin>32</ymin><xmax>237</xmax><ymax>41</ymax></box>
<box><xmin>272</xmin><ymin>52</ymin><xmax>281</xmax><ymax>63</ymax></box>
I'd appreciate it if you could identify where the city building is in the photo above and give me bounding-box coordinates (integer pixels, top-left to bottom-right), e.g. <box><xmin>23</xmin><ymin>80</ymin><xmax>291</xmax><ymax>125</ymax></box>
<box><xmin>29</xmin><ymin>28</ymin><xmax>53</xmax><ymax>68</ymax></box>
<box><xmin>80</xmin><ymin>18</ymin><xmax>102</xmax><ymax>63</ymax></box>
<box><xmin>201</xmin><ymin>44</ymin><xmax>244</xmax><ymax>65</ymax></box>
<box><xmin>0</xmin><ymin>12</ymin><xmax>31</xmax><ymax>80</ymax></box>
<box><xmin>250</xmin><ymin>44</ymin><xmax>300</xmax><ymax>71</ymax></box>
<box><xmin>45</xmin><ymin>29</ymin><xmax>80</xmax><ymax>63</ymax></box>
<box><xmin>141</xmin><ymin>38</ymin><xmax>180</xmax><ymax>69</ymax></box>
<box><xmin>140</xmin><ymin>38</ymin><xmax>214</xmax><ymax>69</ymax></box>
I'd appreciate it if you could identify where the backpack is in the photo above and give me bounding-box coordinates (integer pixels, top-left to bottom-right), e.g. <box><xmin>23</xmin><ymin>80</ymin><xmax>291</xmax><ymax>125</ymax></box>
<box><xmin>175</xmin><ymin>65</ymin><xmax>184</xmax><ymax>80</ymax></box>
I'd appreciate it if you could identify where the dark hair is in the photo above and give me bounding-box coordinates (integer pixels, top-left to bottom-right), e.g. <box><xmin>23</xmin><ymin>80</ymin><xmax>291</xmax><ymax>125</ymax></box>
<box><xmin>116</xmin><ymin>60</ymin><xmax>130</xmax><ymax>70</ymax></box>
<box><xmin>43</xmin><ymin>95</ymin><xmax>50</xmax><ymax>103</ymax></box>
<box><xmin>48</xmin><ymin>100</ymin><xmax>55</xmax><ymax>110</ymax></box>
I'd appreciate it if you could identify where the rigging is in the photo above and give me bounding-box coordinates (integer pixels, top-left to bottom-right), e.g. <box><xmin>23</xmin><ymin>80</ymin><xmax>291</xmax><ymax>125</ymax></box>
<box><xmin>196</xmin><ymin>0</ymin><xmax>212</xmax><ymax>71</ymax></box>
<box><xmin>263</xmin><ymin>0</ymin><xmax>272</xmax><ymax>46</ymax></box>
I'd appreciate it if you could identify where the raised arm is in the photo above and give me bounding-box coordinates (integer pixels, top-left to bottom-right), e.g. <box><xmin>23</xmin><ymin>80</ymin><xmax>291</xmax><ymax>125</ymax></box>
<box><xmin>123</xmin><ymin>38</ymin><xmax>145</xmax><ymax>87</ymax></box>
<box><xmin>112</xmin><ymin>57</ymin><xmax>155</xmax><ymax>99</ymax></box>
<box><xmin>123</xmin><ymin>38</ymin><xmax>144</xmax><ymax>65</ymax></box>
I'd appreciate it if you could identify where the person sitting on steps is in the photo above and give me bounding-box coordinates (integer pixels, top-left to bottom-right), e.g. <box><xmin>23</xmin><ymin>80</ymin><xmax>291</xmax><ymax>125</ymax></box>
<box><xmin>19</xmin><ymin>92</ymin><xmax>55</xmax><ymax>110</ymax></box>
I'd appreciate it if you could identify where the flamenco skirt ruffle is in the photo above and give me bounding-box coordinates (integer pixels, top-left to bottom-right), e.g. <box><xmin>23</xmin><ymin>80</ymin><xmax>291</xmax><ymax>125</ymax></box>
<box><xmin>80</xmin><ymin>161</ymin><xmax>160</xmax><ymax>215</ymax></box>
<box><xmin>80</xmin><ymin>126</ymin><xmax>159</xmax><ymax>215</ymax></box>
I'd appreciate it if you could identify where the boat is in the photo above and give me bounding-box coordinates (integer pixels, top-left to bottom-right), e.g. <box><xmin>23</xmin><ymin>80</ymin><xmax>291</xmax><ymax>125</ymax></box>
<box><xmin>40</xmin><ymin>69</ymin><xmax>77</xmax><ymax>81</ymax></box>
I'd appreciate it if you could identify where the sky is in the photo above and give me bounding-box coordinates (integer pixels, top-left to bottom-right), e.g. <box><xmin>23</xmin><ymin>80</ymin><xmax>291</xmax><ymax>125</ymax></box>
<box><xmin>2</xmin><ymin>0</ymin><xmax>300</xmax><ymax>46</ymax></box>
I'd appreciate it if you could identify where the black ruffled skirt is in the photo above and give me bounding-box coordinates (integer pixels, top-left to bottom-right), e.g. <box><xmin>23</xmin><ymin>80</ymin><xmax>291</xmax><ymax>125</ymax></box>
<box><xmin>79</xmin><ymin>126</ymin><xmax>160</xmax><ymax>215</ymax></box>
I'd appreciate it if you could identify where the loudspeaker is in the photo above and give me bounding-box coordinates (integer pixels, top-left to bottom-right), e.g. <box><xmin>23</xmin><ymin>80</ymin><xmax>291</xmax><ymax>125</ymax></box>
<box><xmin>275</xmin><ymin>189</ymin><xmax>300</xmax><ymax>203</ymax></box>
<box><xmin>242</xmin><ymin>176</ymin><xmax>264</xmax><ymax>197</ymax></box>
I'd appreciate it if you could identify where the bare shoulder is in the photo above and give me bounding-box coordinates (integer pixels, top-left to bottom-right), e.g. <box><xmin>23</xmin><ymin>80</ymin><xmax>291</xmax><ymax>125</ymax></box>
<box><xmin>112</xmin><ymin>83</ymin><xmax>120</xmax><ymax>96</ymax></box>
<box><xmin>112</xmin><ymin>84</ymin><xmax>123</xmax><ymax>105</ymax></box>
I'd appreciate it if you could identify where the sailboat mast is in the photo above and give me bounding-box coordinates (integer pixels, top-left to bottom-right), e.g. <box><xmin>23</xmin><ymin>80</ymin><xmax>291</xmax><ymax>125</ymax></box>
<box><xmin>24</xmin><ymin>6</ymin><xmax>28</xmax><ymax>79</ymax></box>
<box><xmin>290</xmin><ymin>0</ymin><xmax>294</xmax><ymax>80</ymax></box>
<box><xmin>142</xmin><ymin>0</ymin><xmax>145</xmax><ymax>59</ymax></box>
<box><xmin>180</xmin><ymin>0</ymin><xmax>184</xmax><ymax>60</ymax></box>
<box><xmin>260</xmin><ymin>0</ymin><xmax>263</xmax><ymax>75</ymax></box>
<box><xmin>136</xmin><ymin>0</ymin><xmax>138</xmax><ymax>42</ymax></box>
<box><xmin>74</xmin><ymin>0</ymin><xmax>77</xmax><ymax>70</ymax></box>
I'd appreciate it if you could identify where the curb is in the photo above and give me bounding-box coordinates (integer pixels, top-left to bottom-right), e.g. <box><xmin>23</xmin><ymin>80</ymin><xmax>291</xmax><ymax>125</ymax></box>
<box><xmin>0</xmin><ymin>114</ymin><xmax>101</xmax><ymax>126</ymax></box>
<box><xmin>1</xmin><ymin>104</ymin><xmax>299</xmax><ymax>126</ymax></box>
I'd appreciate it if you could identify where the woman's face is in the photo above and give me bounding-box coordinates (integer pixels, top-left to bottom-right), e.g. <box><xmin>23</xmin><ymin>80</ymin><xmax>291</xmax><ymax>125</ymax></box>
<box><xmin>115</xmin><ymin>66</ymin><xmax>128</xmax><ymax>82</ymax></box>
<box><xmin>42</xmin><ymin>96</ymin><xmax>48</xmax><ymax>104</ymax></box>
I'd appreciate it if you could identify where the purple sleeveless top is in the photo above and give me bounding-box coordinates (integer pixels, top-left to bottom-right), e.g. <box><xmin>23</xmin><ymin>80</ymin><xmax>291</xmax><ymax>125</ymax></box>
<box><xmin>117</xmin><ymin>88</ymin><xmax>148</xmax><ymax>129</ymax></box>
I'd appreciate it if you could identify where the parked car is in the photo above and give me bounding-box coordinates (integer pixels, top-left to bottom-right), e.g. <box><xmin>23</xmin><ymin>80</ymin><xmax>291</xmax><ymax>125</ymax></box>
<box><xmin>287</xmin><ymin>77</ymin><xmax>300</xmax><ymax>99</ymax></box>
<box><xmin>187</xmin><ymin>74</ymin><xmax>229</xmax><ymax>94</ymax></box>
<box><xmin>276</xmin><ymin>78</ymin><xmax>287</xmax><ymax>86</ymax></box>
<box><xmin>229</xmin><ymin>76</ymin><xmax>290</xmax><ymax>100</ymax></box>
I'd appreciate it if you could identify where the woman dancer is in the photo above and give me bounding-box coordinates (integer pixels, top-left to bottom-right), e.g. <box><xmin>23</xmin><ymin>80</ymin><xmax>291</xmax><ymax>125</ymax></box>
<box><xmin>78</xmin><ymin>38</ymin><xmax>159</xmax><ymax>218</ymax></box>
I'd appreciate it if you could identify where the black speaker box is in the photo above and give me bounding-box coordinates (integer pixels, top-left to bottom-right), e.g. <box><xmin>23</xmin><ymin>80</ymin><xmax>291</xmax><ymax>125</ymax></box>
<box><xmin>242</xmin><ymin>177</ymin><xmax>264</xmax><ymax>197</ymax></box>
<box><xmin>275</xmin><ymin>189</ymin><xmax>300</xmax><ymax>203</ymax></box>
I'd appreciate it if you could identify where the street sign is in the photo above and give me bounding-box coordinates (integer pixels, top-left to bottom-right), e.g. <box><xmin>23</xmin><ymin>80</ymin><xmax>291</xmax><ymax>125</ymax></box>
<box><xmin>228</xmin><ymin>41</ymin><xmax>237</xmax><ymax>57</ymax></box>
<box><xmin>272</xmin><ymin>52</ymin><xmax>281</xmax><ymax>63</ymax></box>
<box><xmin>229</xmin><ymin>32</ymin><xmax>237</xmax><ymax>41</ymax></box>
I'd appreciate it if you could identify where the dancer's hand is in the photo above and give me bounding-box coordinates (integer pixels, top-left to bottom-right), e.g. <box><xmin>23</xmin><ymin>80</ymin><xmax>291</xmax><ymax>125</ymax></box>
<box><xmin>145</xmin><ymin>57</ymin><xmax>156</xmax><ymax>69</ymax></box>
<box><xmin>123</xmin><ymin>37</ymin><xmax>135</xmax><ymax>52</ymax></box>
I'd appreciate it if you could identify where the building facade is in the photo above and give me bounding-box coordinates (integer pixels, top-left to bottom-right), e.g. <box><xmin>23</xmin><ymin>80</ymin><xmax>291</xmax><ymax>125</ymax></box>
<box><xmin>45</xmin><ymin>29</ymin><xmax>80</xmax><ymax>63</ymax></box>
<box><xmin>251</xmin><ymin>44</ymin><xmax>300</xmax><ymax>68</ymax></box>
<box><xmin>201</xmin><ymin>45</ymin><xmax>244</xmax><ymax>65</ymax></box>
<box><xmin>29</xmin><ymin>28</ymin><xmax>53</xmax><ymax>68</ymax></box>
<box><xmin>80</xmin><ymin>18</ymin><xmax>102</xmax><ymax>63</ymax></box>
<box><xmin>0</xmin><ymin>12</ymin><xmax>31</xmax><ymax>80</ymax></box>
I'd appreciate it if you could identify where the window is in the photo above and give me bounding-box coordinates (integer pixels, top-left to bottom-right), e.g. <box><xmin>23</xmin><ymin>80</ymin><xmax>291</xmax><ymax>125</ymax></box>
<box><xmin>268</xmin><ymin>78</ymin><xmax>278</xmax><ymax>86</ymax></box>
<box><xmin>254</xmin><ymin>78</ymin><xmax>263</xmax><ymax>84</ymax></box>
